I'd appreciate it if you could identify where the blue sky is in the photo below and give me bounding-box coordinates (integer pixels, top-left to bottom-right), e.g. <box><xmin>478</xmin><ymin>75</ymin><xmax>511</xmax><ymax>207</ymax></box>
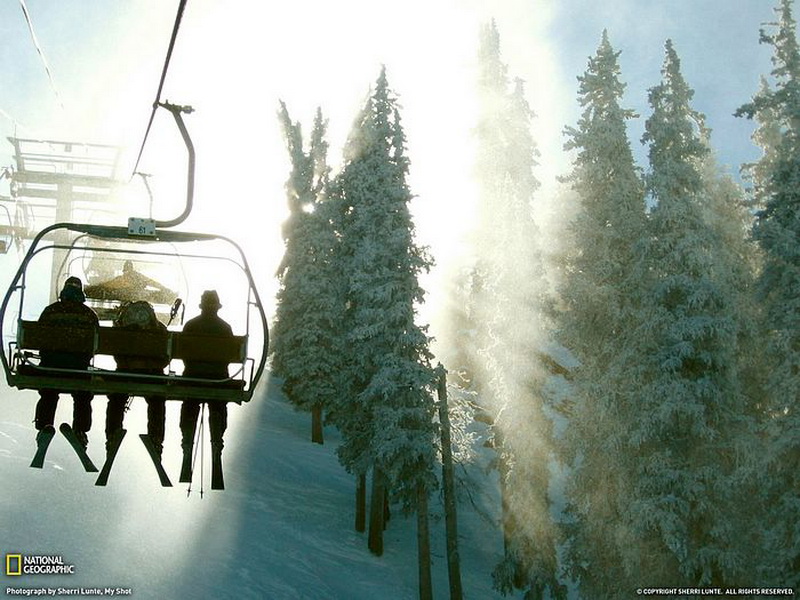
<box><xmin>489</xmin><ymin>0</ymin><xmax>778</xmax><ymax>177</ymax></box>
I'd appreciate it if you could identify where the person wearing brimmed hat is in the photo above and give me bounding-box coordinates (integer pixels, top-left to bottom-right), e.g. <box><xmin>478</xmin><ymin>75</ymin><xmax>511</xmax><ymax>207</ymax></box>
<box><xmin>178</xmin><ymin>290</ymin><xmax>234</xmax><ymax>489</ymax></box>
<box><xmin>34</xmin><ymin>276</ymin><xmax>99</xmax><ymax>450</ymax></box>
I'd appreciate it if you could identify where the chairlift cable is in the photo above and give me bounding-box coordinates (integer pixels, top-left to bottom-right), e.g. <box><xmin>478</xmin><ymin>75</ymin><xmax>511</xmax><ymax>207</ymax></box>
<box><xmin>130</xmin><ymin>0</ymin><xmax>189</xmax><ymax>180</ymax></box>
<box><xmin>18</xmin><ymin>0</ymin><xmax>65</xmax><ymax>112</ymax></box>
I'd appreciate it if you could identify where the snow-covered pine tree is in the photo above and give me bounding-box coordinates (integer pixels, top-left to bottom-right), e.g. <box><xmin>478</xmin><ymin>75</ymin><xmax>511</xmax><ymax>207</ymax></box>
<box><xmin>466</xmin><ymin>19</ymin><xmax>562</xmax><ymax>599</ymax></box>
<box><xmin>557</xmin><ymin>31</ymin><xmax>648</xmax><ymax>597</ymax></box>
<box><xmin>271</xmin><ymin>102</ymin><xmax>314</xmax><ymax>379</ymax></box>
<box><xmin>696</xmin><ymin>133</ymin><xmax>762</xmax><ymax>584</ymax></box>
<box><xmin>741</xmin><ymin>77</ymin><xmax>783</xmax><ymax>215</ymax></box>
<box><xmin>625</xmin><ymin>39</ymin><xmax>748</xmax><ymax>587</ymax></box>
<box><xmin>697</xmin><ymin>137</ymin><xmax>761</xmax><ymax>420</ymax></box>
<box><xmin>326</xmin><ymin>68</ymin><xmax>438</xmax><ymax>559</ymax></box>
<box><xmin>271</xmin><ymin>103</ymin><xmax>342</xmax><ymax>444</ymax></box>
<box><xmin>735</xmin><ymin>0</ymin><xmax>800</xmax><ymax>584</ymax></box>
<box><xmin>558</xmin><ymin>30</ymin><xmax>646</xmax><ymax>360</ymax></box>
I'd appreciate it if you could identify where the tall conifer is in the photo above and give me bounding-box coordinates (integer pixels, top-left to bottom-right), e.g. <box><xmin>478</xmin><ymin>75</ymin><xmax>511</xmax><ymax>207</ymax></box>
<box><xmin>625</xmin><ymin>40</ymin><xmax>747</xmax><ymax>586</ymax></box>
<box><xmin>469</xmin><ymin>20</ymin><xmax>561</xmax><ymax>598</ymax></box>
<box><xmin>558</xmin><ymin>31</ymin><xmax>647</xmax><ymax>596</ymax></box>
<box><xmin>272</xmin><ymin>104</ymin><xmax>341</xmax><ymax>443</ymax></box>
<box><xmin>736</xmin><ymin>0</ymin><xmax>800</xmax><ymax>583</ymax></box>
<box><xmin>327</xmin><ymin>68</ymin><xmax>438</xmax><ymax>557</ymax></box>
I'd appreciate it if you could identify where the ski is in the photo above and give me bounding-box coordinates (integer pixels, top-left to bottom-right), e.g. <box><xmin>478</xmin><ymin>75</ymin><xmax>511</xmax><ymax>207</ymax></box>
<box><xmin>30</xmin><ymin>425</ymin><xmax>56</xmax><ymax>469</ymax></box>
<box><xmin>95</xmin><ymin>428</ymin><xmax>127</xmax><ymax>486</ymax></box>
<box><xmin>139</xmin><ymin>434</ymin><xmax>172</xmax><ymax>487</ymax></box>
<box><xmin>59</xmin><ymin>423</ymin><xmax>99</xmax><ymax>472</ymax></box>
<box><xmin>211</xmin><ymin>449</ymin><xmax>224</xmax><ymax>490</ymax></box>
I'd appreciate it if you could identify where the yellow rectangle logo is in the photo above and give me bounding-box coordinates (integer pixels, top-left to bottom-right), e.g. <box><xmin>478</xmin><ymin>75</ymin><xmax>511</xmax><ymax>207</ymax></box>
<box><xmin>6</xmin><ymin>554</ymin><xmax>22</xmax><ymax>576</ymax></box>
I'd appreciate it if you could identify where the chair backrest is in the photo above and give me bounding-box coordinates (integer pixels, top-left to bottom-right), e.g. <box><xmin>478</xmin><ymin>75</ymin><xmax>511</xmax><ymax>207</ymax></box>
<box><xmin>172</xmin><ymin>333</ymin><xmax>247</xmax><ymax>364</ymax></box>
<box><xmin>17</xmin><ymin>320</ymin><xmax>95</xmax><ymax>354</ymax></box>
<box><xmin>17</xmin><ymin>320</ymin><xmax>248</xmax><ymax>367</ymax></box>
<box><xmin>96</xmin><ymin>327</ymin><xmax>168</xmax><ymax>360</ymax></box>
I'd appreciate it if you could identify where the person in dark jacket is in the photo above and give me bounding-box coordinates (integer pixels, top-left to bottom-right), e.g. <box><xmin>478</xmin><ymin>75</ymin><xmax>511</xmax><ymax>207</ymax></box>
<box><xmin>179</xmin><ymin>290</ymin><xmax>233</xmax><ymax>487</ymax></box>
<box><xmin>105</xmin><ymin>300</ymin><xmax>169</xmax><ymax>456</ymax></box>
<box><xmin>34</xmin><ymin>276</ymin><xmax>99</xmax><ymax>449</ymax></box>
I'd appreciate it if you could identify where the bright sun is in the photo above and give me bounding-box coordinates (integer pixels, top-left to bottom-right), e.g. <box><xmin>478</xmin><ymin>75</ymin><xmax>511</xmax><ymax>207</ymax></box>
<box><xmin>70</xmin><ymin>0</ymin><xmax>561</xmax><ymax>334</ymax></box>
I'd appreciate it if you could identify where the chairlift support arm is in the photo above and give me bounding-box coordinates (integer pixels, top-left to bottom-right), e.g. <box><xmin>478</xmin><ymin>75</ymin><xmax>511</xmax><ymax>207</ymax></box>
<box><xmin>154</xmin><ymin>101</ymin><xmax>195</xmax><ymax>229</ymax></box>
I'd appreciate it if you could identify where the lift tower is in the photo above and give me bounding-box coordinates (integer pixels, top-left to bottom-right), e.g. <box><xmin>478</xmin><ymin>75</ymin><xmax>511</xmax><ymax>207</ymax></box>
<box><xmin>6</xmin><ymin>137</ymin><xmax>122</xmax><ymax>299</ymax></box>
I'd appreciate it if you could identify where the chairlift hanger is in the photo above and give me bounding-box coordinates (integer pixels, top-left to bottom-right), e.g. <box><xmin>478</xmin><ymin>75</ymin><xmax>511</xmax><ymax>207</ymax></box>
<box><xmin>0</xmin><ymin>193</ymin><xmax>35</xmax><ymax>254</ymax></box>
<box><xmin>0</xmin><ymin>202</ymin><xmax>12</xmax><ymax>254</ymax></box>
<box><xmin>0</xmin><ymin>103</ymin><xmax>269</xmax><ymax>402</ymax></box>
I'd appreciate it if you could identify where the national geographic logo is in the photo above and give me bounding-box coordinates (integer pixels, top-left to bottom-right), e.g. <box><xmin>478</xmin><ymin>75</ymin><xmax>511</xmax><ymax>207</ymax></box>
<box><xmin>5</xmin><ymin>554</ymin><xmax>75</xmax><ymax>576</ymax></box>
<box><xmin>5</xmin><ymin>555</ymin><xmax>21</xmax><ymax>576</ymax></box>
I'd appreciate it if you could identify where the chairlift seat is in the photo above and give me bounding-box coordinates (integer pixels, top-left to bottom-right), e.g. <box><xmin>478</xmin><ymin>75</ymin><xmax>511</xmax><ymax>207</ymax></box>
<box><xmin>18</xmin><ymin>320</ymin><xmax>95</xmax><ymax>354</ymax></box>
<box><xmin>10</xmin><ymin>320</ymin><xmax>250</xmax><ymax>403</ymax></box>
<box><xmin>96</xmin><ymin>327</ymin><xmax>169</xmax><ymax>360</ymax></box>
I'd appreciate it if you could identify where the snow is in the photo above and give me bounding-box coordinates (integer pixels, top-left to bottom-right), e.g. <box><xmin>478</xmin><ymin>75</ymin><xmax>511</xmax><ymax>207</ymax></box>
<box><xmin>0</xmin><ymin>375</ymin><xmax>507</xmax><ymax>599</ymax></box>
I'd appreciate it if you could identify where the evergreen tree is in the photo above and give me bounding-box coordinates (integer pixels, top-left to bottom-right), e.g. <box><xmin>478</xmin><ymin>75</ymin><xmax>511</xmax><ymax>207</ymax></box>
<box><xmin>741</xmin><ymin>77</ymin><xmax>783</xmax><ymax>213</ymax></box>
<box><xmin>557</xmin><ymin>29</ymin><xmax>646</xmax><ymax>370</ymax></box>
<box><xmin>271</xmin><ymin>103</ymin><xmax>341</xmax><ymax>443</ymax></box>
<box><xmin>625</xmin><ymin>39</ymin><xmax>748</xmax><ymax>586</ymax></box>
<box><xmin>697</xmin><ymin>138</ymin><xmax>761</xmax><ymax>416</ymax></box>
<box><xmin>466</xmin><ymin>20</ymin><xmax>562</xmax><ymax>598</ymax></box>
<box><xmin>327</xmin><ymin>68</ymin><xmax>438</xmax><ymax>557</ymax></box>
<box><xmin>735</xmin><ymin>0</ymin><xmax>800</xmax><ymax>583</ymax></box>
<box><xmin>557</xmin><ymin>31</ymin><xmax>648</xmax><ymax>596</ymax></box>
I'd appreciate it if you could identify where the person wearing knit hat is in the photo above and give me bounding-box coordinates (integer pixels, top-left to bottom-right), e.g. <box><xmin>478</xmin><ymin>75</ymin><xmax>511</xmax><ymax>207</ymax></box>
<box><xmin>59</xmin><ymin>276</ymin><xmax>86</xmax><ymax>303</ymax></box>
<box><xmin>33</xmin><ymin>276</ymin><xmax>99</xmax><ymax>450</ymax></box>
<box><xmin>105</xmin><ymin>300</ymin><xmax>169</xmax><ymax>459</ymax></box>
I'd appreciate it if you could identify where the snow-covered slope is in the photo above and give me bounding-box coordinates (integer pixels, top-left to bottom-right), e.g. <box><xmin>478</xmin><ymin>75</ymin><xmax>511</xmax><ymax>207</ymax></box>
<box><xmin>1</xmin><ymin>375</ymin><xmax>506</xmax><ymax>599</ymax></box>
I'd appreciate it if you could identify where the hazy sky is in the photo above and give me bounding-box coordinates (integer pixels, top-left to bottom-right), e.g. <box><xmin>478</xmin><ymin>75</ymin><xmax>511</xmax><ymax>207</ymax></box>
<box><xmin>0</xmin><ymin>0</ymin><xmax>787</xmax><ymax>281</ymax></box>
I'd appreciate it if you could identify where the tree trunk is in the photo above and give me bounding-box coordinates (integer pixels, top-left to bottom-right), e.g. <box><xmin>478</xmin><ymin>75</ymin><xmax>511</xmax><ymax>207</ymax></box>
<box><xmin>496</xmin><ymin>428</ymin><xmax>513</xmax><ymax>555</ymax></box>
<box><xmin>368</xmin><ymin>467</ymin><xmax>385</xmax><ymax>556</ymax></box>
<box><xmin>437</xmin><ymin>367</ymin><xmax>464</xmax><ymax>600</ymax></box>
<box><xmin>497</xmin><ymin>430</ymin><xmax>525</xmax><ymax>587</ymax></box>
<box><xmin>383</xmin><ymin>484</ymin><xmax>391</xmax><ymax>528</ymax></box>
<box><xmin>417</xmin><ymin>485</ymin><xmax>433</xmax><ymax>600</ymax></box>
<box><xmin>311</xmin><ymin>403</ymin><xmax>324</xmax><ymax>444</ymax></box>
<box><xmin>355</xmin><ymin>472</ymin><xmax>366</xmax><ymax>533</ymax></box>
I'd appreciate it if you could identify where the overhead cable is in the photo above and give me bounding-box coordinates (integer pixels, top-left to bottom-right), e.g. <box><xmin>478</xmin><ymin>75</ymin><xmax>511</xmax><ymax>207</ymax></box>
<box><xmin>18</xmin><ymin>0</ymin><xmax>65</xmax><ymax>112</ymax></box>
<box><xmin>130</xmin><ymin>0</ymin><xmax>189</xmax><ymax>180</ymax></box>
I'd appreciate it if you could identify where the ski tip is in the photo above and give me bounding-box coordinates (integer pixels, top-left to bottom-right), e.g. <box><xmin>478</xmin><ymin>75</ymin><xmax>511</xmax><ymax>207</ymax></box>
<box><xmin>138</xmin><ymin>434</ymin><xmax>171</xmax><ymax>486</ymax></box>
